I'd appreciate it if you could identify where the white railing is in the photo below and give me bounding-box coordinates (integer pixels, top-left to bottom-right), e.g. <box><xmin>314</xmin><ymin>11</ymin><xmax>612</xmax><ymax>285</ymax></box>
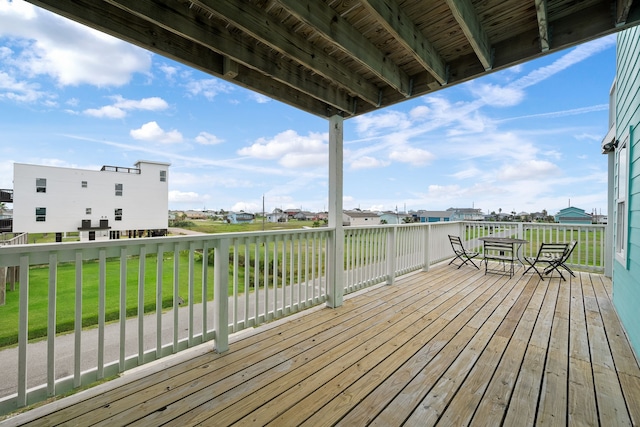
<box><xmin>0</xmin><ymin>221</ymin><xmax>606</xmax><ymax>415</ymax></box>
<box><xmin>0</xmin><ymin>228</ymin><xmax>331</xmax><ymax>414</ymax></box>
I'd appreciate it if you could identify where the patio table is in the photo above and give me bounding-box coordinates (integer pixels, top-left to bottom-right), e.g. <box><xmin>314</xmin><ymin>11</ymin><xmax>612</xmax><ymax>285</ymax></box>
<box><xmin>479</xmin><ymin>236</ymin><xmax>528</xmax><ymax>276</ymax></box>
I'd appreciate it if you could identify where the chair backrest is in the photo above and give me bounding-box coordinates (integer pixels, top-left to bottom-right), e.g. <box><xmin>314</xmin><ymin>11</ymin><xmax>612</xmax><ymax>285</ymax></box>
<box><xmin>448</xmin><ymin>235</ymin><xmax>464</xmax><ymax>253</ymax></box>
<box><xmin>483</xmin><ymin>241</ymin><xmax>515</xmax><ymax>260</ymax></box>
<box><xmin>561</xmin><ymin>241</ymin><xmax>577</xmax><ymax>262</ymax></box>
<box><xmin>536</xmin><ymin>242</ymin><xmax>569</xmax><ymax>260</ymax></box>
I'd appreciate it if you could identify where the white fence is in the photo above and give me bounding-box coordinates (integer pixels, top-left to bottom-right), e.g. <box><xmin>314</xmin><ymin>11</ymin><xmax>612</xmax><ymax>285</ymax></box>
<box><xmin>0</xmin><ymin>221</ymin><xmax>605</xmax><ymax>414</ymax></box>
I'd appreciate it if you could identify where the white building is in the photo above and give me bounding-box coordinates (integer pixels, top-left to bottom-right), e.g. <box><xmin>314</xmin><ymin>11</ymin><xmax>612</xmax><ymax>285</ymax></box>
<box><xmin>13</xmin><ymin>161</ymin><xmax>170</xmax><ymax>241</ymax></box>
<box><xmin>343</xmin><ymin>210</ymin><xmax>381</xmax><ymax>226</ymax></box>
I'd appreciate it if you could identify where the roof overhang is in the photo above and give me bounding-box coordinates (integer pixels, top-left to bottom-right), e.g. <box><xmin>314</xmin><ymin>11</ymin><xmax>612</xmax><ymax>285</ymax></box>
<box><xmin>26</xmin><ymin>0</ymin><xmax>640</xmax><ymax>119</ymax></box>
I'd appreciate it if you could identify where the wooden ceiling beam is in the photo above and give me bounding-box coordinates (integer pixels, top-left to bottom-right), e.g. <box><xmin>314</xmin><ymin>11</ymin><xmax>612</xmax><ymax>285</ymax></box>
<box><xmin>535</xmin><ymin>0</ymin><xmax>551</xmax><ymax>52</ymax></box>
<box><xmin>102</xmin><ymin>0</ymin><xmax>355</xmax><ymax>114</ymax></box>
<box><xmin>445</xmin><ymin>0</ymin><xmax>493</xmax><ymax>70</ymax></box>
<box><xmin>25</xmin><ymin>0</ymin><xmax>346</xmax><ymax>118</ymax></box>
<box><xmin>360</xmin><ymin>0</ymin><xmax>448</xmax><ymax>85</ymax></box>
<box><xmin>190</xmin><ymin>0</ymin><xmax>382</xmax><ymax>107</ymax></box>
<box><xmin>616</xmin><ymin>0</ymin><xmax>636</xmax><ymax>24</ymax></box>
<box><xmin>275</xmin><ymin>0</ymin><xmax>411</xmax><ymax>97</ymax></box>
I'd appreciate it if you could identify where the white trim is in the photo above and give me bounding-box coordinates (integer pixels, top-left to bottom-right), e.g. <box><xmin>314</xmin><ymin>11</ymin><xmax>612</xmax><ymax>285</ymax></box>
<box><xmin>615</xmin><ymin>129</ymin><xmax>630</xmax><ymax>267</ymax></box>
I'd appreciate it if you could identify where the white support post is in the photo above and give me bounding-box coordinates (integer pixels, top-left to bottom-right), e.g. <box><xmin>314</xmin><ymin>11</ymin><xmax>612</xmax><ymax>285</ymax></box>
<box><xmin>327</xmin><ymin>115</ymin><xmax>344</xmax><ymax>308</ymax></box>
<box><xmin>386</xmin><ymin>227</ymin><xmax>397</xmax><ymax>285</ymax></box>
<box><xmin>214</xmin><ymin>238</ymin><xmax>230</xmax><ymax>352</ymax></box>
<box><xmin>422</xmin><ymin>224</ymin><xmax>431</xmax><ymax>272</ymax></box>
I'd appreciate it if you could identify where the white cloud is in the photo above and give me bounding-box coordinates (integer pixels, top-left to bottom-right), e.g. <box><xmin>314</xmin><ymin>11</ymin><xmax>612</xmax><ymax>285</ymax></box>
<box><xmin>498</xmin><ymin>159</ymin><xmax>560</xmax><ymax>181</ymax></box>
<box><xmin>159</xmin><ymin>63</ymin><xmax>178</xmax><ymax>80</ymax></box>
<box><xmin>185</xmin><ymin>78</ymin><xmax>233</xmax><ymax>100</ymax></box>
<box><xmin>169</xmin><ymin>190</ymin><xmax>202</xmax><ymax>203</ymax></box>
<box><xmin>195</xmin><ymin>132</ymin><xmax>224</xmax><ymax>145</ymax></box>
<box><xmin>249</xmin><ymin>92</ymin><xmax>271</xmax><ymax>104</ymax></box>
<box><xmin>84</xmin><ymin>105</ymin><xmax>126</xmax><ymax>119</ymax></box>
<box><xmin>238</xmin><ymin>130</ymin><xmax>328</xmax><ymax>168</ymax></box>
<box><xmin>389</xmin><ymin>147</ymin><xmax>434</xmax><ymax>166</ymax></box>
<box><xmin>0</xmin><ymin>70</ymin><xmax>49</xmax><ymax>103</ymax></box>
<box><xmin>130</xmin><ymin>121</ymin><xmax>183</xmax><ymax>144</ymax></box>
<box><xmin>510</xmin><ymin>35</ymin><xmax>615</xmax><ymax>91</ymax></box>
<box><xmin>0</xmin><ymin>0</ymin><xmax>151</xmax><ymax>87</ymax></box>
<box><xmin>469</xmin><ymin>83</ymin><xmax>524</xmax><ymax>107</ymax></box>
<box><xmin>231</xmin><ymin>202</ymin><xmax>260</xmax><ymax>212</ymax></box>
<box><xmin>354</xmin><ymin>111</ymin><xmax>412</xmax><ymax>137</ymax></box>
<box><xmin>350</xmin><ymin>156</ymin><xmax>390</xmax><ymax>170</ymax></box>
<box><xmin>84</xmin><ymin>95</ymin><xmax>168</xmax><ymax>118</ymax></box>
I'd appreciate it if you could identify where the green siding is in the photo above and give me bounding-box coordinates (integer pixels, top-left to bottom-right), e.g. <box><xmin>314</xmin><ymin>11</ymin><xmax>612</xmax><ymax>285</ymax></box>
<box><xmin>614</xmin><ymin>26</ymin><xmax>640</xmax><ymax>356</ymax></box>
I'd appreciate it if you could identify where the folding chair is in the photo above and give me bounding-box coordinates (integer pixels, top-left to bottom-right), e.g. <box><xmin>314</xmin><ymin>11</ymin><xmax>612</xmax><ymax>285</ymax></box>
<box><xmin>556</xmin><ymin>241</ymin><xmax>577</xmax><ymax>278</ymax></box>
<box><xmin>448</xmin><ymin>235</ymin><xmax>480</xmax><ymax>269</ymax></box>
<box><xmin>524</xmin><ymin>242</ymin><xmax>569</xmax><ymax>280</ymax></box>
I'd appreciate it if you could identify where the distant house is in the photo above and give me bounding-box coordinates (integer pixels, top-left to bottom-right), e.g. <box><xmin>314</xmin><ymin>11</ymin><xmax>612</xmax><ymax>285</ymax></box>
<box><xmin>379</xmin><ymin>212</ymin><xmax>407</xmax><ymax>224</ymax></box>
<box><xmin>447</xmin><ymin>207</ymin><xmax>484</xmax><ymax>221</ymax></box>
<box><xmin>415</xmin><ymin>210</ymin><xmax>453</xmax><ymax>223</ymax></box>
<box><xmin>184</xmin><ymin>210</ymin><xmax>207</xmax><ymax>220</ymax></box>
<box><xmin>343</xmin><ymin>210</ymin><xmax>380</xmax><ymax>226</ymax></box>
<box><xmin>267</xmin><ymin>209</ymin><xmax>288</xmax><ymax>223</ymax></box>
<box><xmin>227</xmin><ymin>212</ymin><xmax>255</xmax><ymax>224</ymax></box>
<box><xmin>554</xmin><ymin>206</ymin><xmax>592</xmax><ymax>224</ymax></box>
<box><xmin>530</xmin><ymin>212</ymin><xmax>547</xmax><ymax>221</ymax></box>
<box><xmin>284</xmin><ymin>208</ymin><xmax>301</xmax><ymax>219</ymax></box>
<box><xmin>293</xmin><ymin>211</ymin><xmax>316</xmax><ymax>220</ymax></box>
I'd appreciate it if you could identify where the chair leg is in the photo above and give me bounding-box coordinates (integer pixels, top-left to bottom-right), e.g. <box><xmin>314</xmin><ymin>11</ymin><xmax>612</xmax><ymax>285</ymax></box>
<box><xmin>524</xmin><ymin>263</ymin><xmax>545</xmax><ymax>280</ymax></box>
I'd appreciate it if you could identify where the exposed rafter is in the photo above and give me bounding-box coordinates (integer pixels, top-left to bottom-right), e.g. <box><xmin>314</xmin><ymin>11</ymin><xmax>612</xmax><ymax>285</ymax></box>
<box><xmin>275</xmin><ymin>0</ymin><xmax>411</xmax><ymax>97</ymax></box>
<box><xmin>445</xmin><ymin>0</ymin><xmax>493</xmax><ymax>70</ymax></box>
<box><xmin>360</xmin><ymin>0</ymin><xmax>448</xmax><ymax>85</ymax></box>
<box><xmin>616</xmin><ymin>0</ymin><xmax>636</xmax><ymax>24</ymax></box>
<box><xmin>189</xmin><ymin>0</ymin><xmax>381</xmax><ymax>107</ymax></box>
<box><xmin>535</xmin><ymin>0</ymin><xmax>551</xmax><ymax>52</ymax></box>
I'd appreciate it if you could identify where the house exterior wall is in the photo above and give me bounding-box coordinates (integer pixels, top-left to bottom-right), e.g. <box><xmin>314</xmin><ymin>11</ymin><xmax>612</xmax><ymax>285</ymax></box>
<box><xmin>613</xmin><ymin>27</ymin><xmax>640</xmax><ymax>356</ymax></box>
<box><xmin>342</xmin><ymin>212</ymin><xmax>380</xmax><ymax>226</ymax></box>
<box><xmin>13</xmin><ymin>161</ymin><xmax>169</xmax><ymax>236</ymax></box>
<box><xmin>554</xmin><ymin>206</ymin><xmax>592</xmax><ymax>224</ymax></box>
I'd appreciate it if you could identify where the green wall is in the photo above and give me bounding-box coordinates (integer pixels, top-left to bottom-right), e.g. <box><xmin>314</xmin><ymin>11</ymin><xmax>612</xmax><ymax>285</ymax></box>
<box><xmin>613</xmin><ymin>26</ymin><xmax>640</xmax><ymax>356</ymax></box>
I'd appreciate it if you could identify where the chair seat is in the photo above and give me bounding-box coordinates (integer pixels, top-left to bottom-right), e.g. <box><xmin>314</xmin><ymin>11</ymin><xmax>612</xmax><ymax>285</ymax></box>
<box><xmin>524</xmin><ymin>242</ymin><xmax>570</xmax><ymax>280</ymax></box>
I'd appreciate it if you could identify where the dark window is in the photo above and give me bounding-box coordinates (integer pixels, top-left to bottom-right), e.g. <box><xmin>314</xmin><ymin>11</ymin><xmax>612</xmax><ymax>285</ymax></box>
<box><xmin>86</xmin><ymin>208</ymin><xmax>91</xmax><ymax>215</ymax></box>
<box><xmin>81</xmin><ymin>181</ymin><xmax>87</xmax><ymax>188</ymax></box>
<box><xmin>115</xmin><ymin>183</ymin><xmax>123</xmax><ymax>196</ymax></box>
<box><xmin>115</xmin><ymin>208</ymin><xmax>122</xmax><ymax>221</ymax></box>
<box><xmin>36</xmin><ymin>178</ymin><xmax>46</xmax><ymax>193</ymax></box>
<box><xmin>160</xmin><ymin>170</ymin><xmax>167</xmax><ymax>182</ymax></box>
<box><xmin>36</xmin><ymin>207</ymin><xmax>46</xmax><ymax>221</ymax></box>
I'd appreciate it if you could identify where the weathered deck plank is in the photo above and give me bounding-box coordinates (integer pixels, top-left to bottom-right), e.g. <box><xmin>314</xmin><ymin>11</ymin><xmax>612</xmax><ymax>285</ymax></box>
<box><xmin>2</xmin><ymin>266</ymin><xmax>638</xmax><ymax>427</ymax></box>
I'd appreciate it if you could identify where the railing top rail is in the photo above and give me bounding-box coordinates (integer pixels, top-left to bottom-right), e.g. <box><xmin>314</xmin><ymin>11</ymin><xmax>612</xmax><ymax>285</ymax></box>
<box><xmin>0</xmin><ymin>227</ymin><xmax>332</xmax><ymax>254</ymax></box>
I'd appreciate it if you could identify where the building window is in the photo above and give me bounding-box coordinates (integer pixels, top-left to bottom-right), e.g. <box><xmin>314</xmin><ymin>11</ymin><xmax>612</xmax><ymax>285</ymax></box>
<box><xmin>86</xmin><ymin>208</ymin><xmax>92</xmax><ymax>215</ymax></box>
<box><xmin>115</xmin><ymin>208</ymin><xmax>122</xmax><ymax>221</ymax></box>
<box><xmin>36</xmin><ymin>178</ymin><xmax>46</xmax><ymax>193</ymax></box>
<box><xmin>82</xmin><ymin>181</ymin><xmax>87</xmax><ymax>188</ymax></box>
<box><xmin>36</xmin><ymin>207</ymin><xmax>46</xmax><ymax>222</ymax></box>
<box><xmin>615</xmin><ymin>132</ymin><xmax>629</xmax><ymax>266</ymax></box>
<box><xmin>160</xmin><ymin>170</ymin><xmax>167</xmax><ymax>182</ymax></box>
<box><xmin>115</xmin><ymin>183</ymin><xmax>123</xmax><ymax>196</ymax></box>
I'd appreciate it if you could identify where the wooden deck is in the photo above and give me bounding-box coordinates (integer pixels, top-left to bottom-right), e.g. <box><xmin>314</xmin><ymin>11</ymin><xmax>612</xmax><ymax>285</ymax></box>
<box><xmin>3</xmin><ymin>264</ymin><xmax>640</xmax><ymax>426</ymax></box>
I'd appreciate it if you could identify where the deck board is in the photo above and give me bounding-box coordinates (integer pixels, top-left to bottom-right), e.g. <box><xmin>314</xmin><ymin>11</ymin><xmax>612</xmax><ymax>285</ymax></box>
<box><xmin>2</xmin><ymin>265</ymin><xmax>639</xmax><ymax>427</ymax></box>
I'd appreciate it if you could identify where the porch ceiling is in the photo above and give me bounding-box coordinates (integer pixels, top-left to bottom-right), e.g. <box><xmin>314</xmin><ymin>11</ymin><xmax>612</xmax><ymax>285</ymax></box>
<box><xmin>26</xmin><ymin>1</ymin><xmax>640</xmax><ymax>119</ymax></box>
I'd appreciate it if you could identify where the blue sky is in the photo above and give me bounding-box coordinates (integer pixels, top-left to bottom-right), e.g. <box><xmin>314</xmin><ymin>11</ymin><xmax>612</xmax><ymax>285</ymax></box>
<box><xmin>1</xmin><ymin>0</ymin><xmax>614</xmax><ymax>216</ymax></box>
